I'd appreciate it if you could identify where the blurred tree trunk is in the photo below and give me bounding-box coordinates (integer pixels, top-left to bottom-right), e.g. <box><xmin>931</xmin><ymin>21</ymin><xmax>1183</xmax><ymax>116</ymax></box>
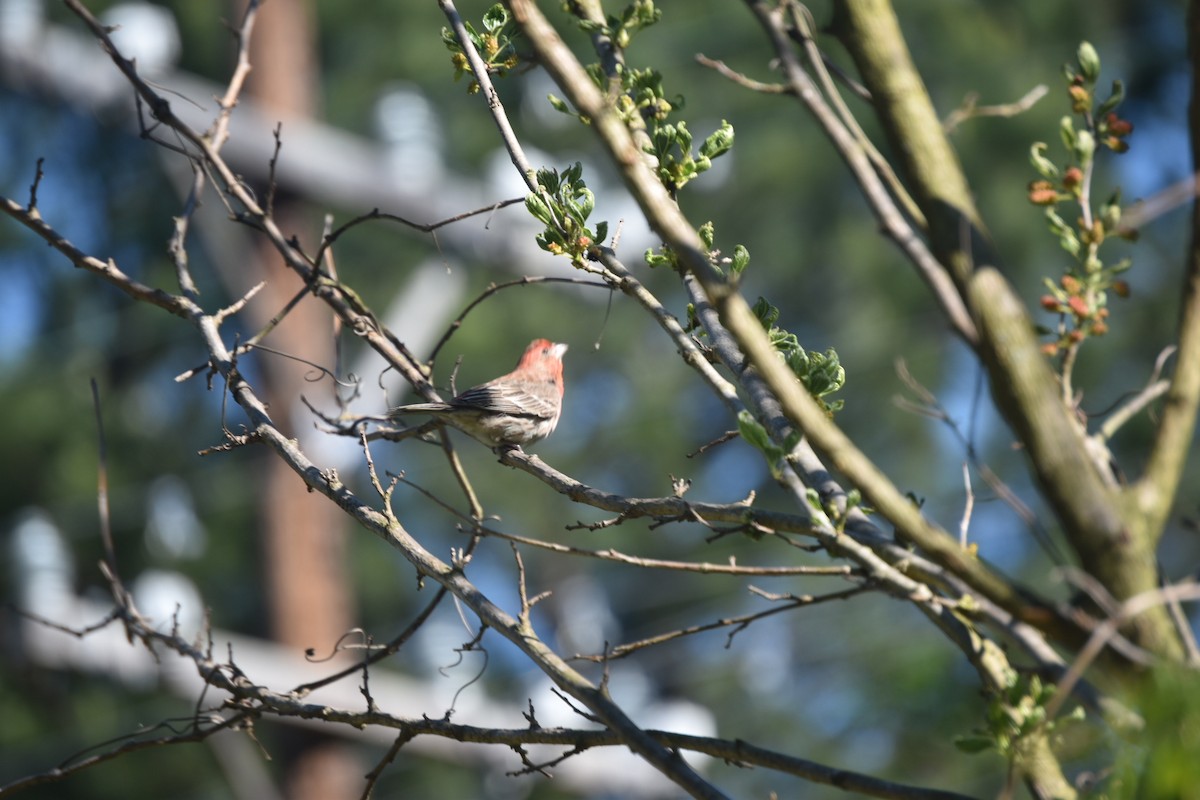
<box><xmin>241</xmin><ymin>1</ymin><xmax>360</xmax><ymax>798</ymax></box>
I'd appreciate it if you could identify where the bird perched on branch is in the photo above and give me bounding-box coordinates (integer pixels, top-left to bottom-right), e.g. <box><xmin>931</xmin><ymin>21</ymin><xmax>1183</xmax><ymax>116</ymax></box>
<box><xmin>390</xmin><ymin>339</ymin><xmax>567</xmax><ymax>448</ymax></box>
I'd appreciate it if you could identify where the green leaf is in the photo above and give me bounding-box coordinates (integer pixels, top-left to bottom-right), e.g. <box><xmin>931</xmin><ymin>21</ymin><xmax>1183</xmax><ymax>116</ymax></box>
<box><xmin>1072</xmin><ymin>129</ymin><xmax>1096</xmax><ymax>163</ymax></box>
<box><xmin>1108</xmin><ymin>257</ymin><xmax>1132</xmax><ymax>274</ymax></box>
<box><xmin>806</xmin><ymin>349</ymin><xmax>846</xmax><ymax>398</ymax></box>
<box><xmin>730</xmin><ymin>244</ymin><xmax>750</xmax><ymax>276</ymax></box>
<box><xmin>1099</xmin><ymin>190</ymin><xmax>1122</xmax><ymax>230</ymax></box>
<box><xmin>1059</xmin><ymin>116</ymin><xmax>1077</xmax><ymax>153</ymax></box>
<box><xmin>1044</xmin><ymin>208</ymin><xmax>1070</xmax><ymax>237</ymax></box>
<box><xmin>644</xmin><ymin>246</ymin><xmax>675</xmax><ymax>269</ymax></box>
<box><xmin>574</xmin><ymin>186</ymin><xmax>595</xmax><ymax>221</ymax></box>
<box><xmin>525</xmin><ymin>163</ymin><xmax>607</xmax><ymax>262</ymax></box>
<box><xmin>482</xmin><ymin>4</ymin><xmax>509</xmax><ymax>32</ymax></box>
<box><xmin>622</xmin><ymin>0</ymin><xmax>662</xmax><ymax>32</ymax></box>
<box><xmin>535</xmin><ymin>166</ymin><xmax>561</xmax><ymax>193</ymax></box>
<box><xmin>736</xmin><ymin>410</ymin><xmax>773</xmax><ymax>453</ymax></box>
<box><xmin>1097</xmin><ymin>78</ymin><xmax>1125</xmax><ymax>118</ymax></box>
<box><xmin>747</xmin><ymin>296</ymin><xmax>846</xmax><ymax>413</ymax></box>
<box><xmin>783</xmin><ymin>345</ymin><xmax>809</xmax><ymax>377</ymax></box>
<box><xmin>535</xmin><ymin>229</ymin><xmax>564</xmax><ymax>253</ymax></box>
<box><xmin>525</xmin><ymin>194</ymin><xmax>555</xmax><ymax>227</ymax></box>
<box><xmin>675</xmin><ymin>120</ymin><xmax>693</xmax><ymax>152</ymax></box>
<box><xmin>700</xmin><ymin>120</ymin><xmax>735</xmax><ymax>160</ymax></box>
<box><xmin>1076</xmin><ymin>41</ymin><xmax>1101</xmax><ymax>83</ymax></box>
<box><xmin>751</xmin><ymin>296</ymin><xmax>781</xmax><ymax>330</ymax></box>
<box><xmin>737</xmin><ymin>410</ymin><xmax>786</xmax><ymax>479</ymax></box>
<box><xmin>547</xmin><ymin>94</ymin><xmax>572</xmax><ymax>115</ymax></box>
<box><xmin>1045</xmin><ymin>208</ymin><xmax>1081</xmax><ymax>257</ymax></box>
<box><xmin>1028</xmin><ymin>142</ymin><xmax>1059</xmax><ymax>179</ymax></box>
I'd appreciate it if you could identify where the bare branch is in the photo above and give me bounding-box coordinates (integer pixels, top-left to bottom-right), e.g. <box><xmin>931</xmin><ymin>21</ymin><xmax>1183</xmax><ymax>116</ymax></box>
<box><xmin>26</xmin><ymin>157</ymin><xmax>45</xmax><ymax>212</ymax></box>
<box><xmin>942</xmin><ymin>84</ymin><xmax>1049</xmax><ymax>133</ymax></box>
<box><xmin>89</xmin><ymin>379</ymin><xmax>119</xmax><ymax>585</ymax></box>
<box><xmin>498</xmin><ymin>448</ymin><xmax>814</xmax><ymax>537</ymax></box>
<box><xmin>317</xmin><ymin>198</ymin><xmax>525</xmax><ymax>262</ymax></box>
<box><xmin>745</xmin><ymin>0</ymin><xmax>978</xmax><ymax>344</ymax></box>
<box><xmin>893</xmin><ymin>358</ymin><xmax>1065</xmax><ymax>565</ymax></box>
<box><xmin>427</xmin><ymin>276</ymin><xmax>611</xmax><ymax>364</ymax></box>
<box><xmin>695</xmin><ymin>54</ymin><xmax>790</xmax><ymax>94</ymax></box>
<box><xmin>440</xmin><ymin>0</ymin><xmax>540</xmax><ymax>193</ymax></box>
<box><xmin>1043</xmin><ymin>579</ymin><xmax>1200</xmax><ymax>723</ymax></box>
<box><xmin>2</xmin><ymin>197</ymin><xmax>193</xmax><ymax>318</ymax></box>
<box><xmin>959</xmin><ymin>462</ymin><xmax>974</xmax><ymax>550</ymax></box>
<box><xmin>208</xmin><ymin>0</ymin><xmax>262</xmax><ymax>148</ymax></box>
<box><xmin>1119</xmin><ymin>170</ymin><xmax>1199</xmax><ymax>232</ymax></box>
<box><xmin>1095</xmin><ymin>346</ymin><xmax>1176</xmax><ymax>442</ymax></box>
<box><xmin>582</xmin><ymin>584</ymin><xmax>869</xmax><ymax>661</ymax></box>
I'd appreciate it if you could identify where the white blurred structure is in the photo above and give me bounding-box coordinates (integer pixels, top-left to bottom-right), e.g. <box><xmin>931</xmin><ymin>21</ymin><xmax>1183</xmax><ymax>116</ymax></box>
<box><xmin>100</xmin><ymin>2</ymin><xmax>181</xmax><ymax>76</ymax></box>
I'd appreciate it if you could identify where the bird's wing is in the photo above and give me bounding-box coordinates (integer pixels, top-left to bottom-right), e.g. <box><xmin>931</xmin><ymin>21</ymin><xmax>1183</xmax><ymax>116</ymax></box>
<box><xmin>452</xmin><ymin>383</ymin><xmax>557</xmax><ymax>419</ymax></box>
<box><xmin>390</xmin><ymin>402</ymin><xmax>452</xmax><ymax>415</ymax></box>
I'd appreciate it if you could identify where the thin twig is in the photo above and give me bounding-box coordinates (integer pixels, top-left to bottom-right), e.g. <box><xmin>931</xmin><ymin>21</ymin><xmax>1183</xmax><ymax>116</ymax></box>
<box><xmin>0</xmin><ymin>712</ymin><xmax>253</xmax><ymax>796</ymax></box>
<box><xmin>213</xmin><ymin>281</ymin><xmax>266</xmax><ymax>324</ymax></box>
<box><xmin>1119</xmin><ymin>170</ymin><xmax>1200</xmax><ymax>233</ymax></box>
<box><xmin>942</xmin><ymin>84</ymin><xmax>1048</xmax><ymax>133</ymax></box>
<box><xmin>959</xmin><ymin>463</ymin><xmax>974</xmax><ymax>550</ymax></box>
<box><xmin>246</xmin><ymin>343</ymin><xmax>360</xmax><ymax>389</ymax></box>
<box><xmin>427</xmin><ymin>276</ymin><xmax>610</xmax><ymax>364</ymax></box>
<box><xmin>1095</xmin><ymin>346</ymin><xmax>1176</xmax><ymax>442</ymax></box>
<box><xmin>440</xmin><ymin>0</ymin><xmax>540</xmax><ymax>192</ymax></box>
<box><xmin>581</xmin><ymin>585</ymin><xmax>869</xmax><ymax>661</ymax></box>
<box><xmin>27</xmin><ymin>156</ymin><xmax>45</xmax><ymax>212</ymax></box>
<box><xmin>695</xmin><ymin>54</ymin><xmax>790</xmax><ymax>94</ymax></box>
<box><xmin>894</xmin><ymin>358</ymin><xmax>1066</xmax><ymax>566</ymax></box>
<box><xmin>743</xmin><ymin>0</ymin><xmax>977</xmax><ymax>345</ymax></box>
<box><xmin>318</xmin><ymin>198</ymin><xmax>524</xmax><ymax>257</ymax></box>
<box><xmin>208</xmin><ymin>0</ymin><xmax>262</xmax><ymax>148</ymax></box>
<box><xmin>1161</xmin><ymin>572</ymin><xmax>1200</xmax><ymax>667</ymax></box>
<box><xmin>89</xmin><ymin>379</ymin><xmax>119</xmax><ymax>581</ymax></box>
<box><xmin>292</xmin><ymin>588</ymin><xmax>449</xmax><ymax>697</ymax></box>
<box><xmin>1043</xmin><ymin>580</ymin><xmax>1200</xmax><ymax>723</ymax></box>
<box><xmin>786</xmin><ymin>2</ymin><xmax>925</xmax><ymax>229</ymax></box>
<box><xmin>359</xmin><ymin>729</ymin><xmax>417</xmax><ymax>800</ymax></box>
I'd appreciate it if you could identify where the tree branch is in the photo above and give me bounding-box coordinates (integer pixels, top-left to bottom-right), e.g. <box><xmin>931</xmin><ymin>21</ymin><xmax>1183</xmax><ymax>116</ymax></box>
<box><xmin>1132</xmin><ymin>2</ymin><xmax>1200</xmax><ymax>551</ymax></box>
<box><xmin>503</xmin><ymin>0</ymin><xmax>1078</xmax><ymax>645</ymax></box>
<box><xmin>834</xmin><ymin>0</ymin><xmax>1183</xmax><ymax>662</ymax></box>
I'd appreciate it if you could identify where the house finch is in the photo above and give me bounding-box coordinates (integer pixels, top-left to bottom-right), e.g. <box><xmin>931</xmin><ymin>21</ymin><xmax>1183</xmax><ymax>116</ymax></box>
<box><xmin>390</xmin><ymin>339</ymin><xmax>567</xmax><ymax>448</ymax></box>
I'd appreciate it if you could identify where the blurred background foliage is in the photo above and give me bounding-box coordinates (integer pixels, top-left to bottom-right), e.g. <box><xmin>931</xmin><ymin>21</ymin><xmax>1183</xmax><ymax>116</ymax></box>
<box><xmin>1</xmin><ymin>0</ymin><xmax>1196</xmax><ymax>798</ymax></box>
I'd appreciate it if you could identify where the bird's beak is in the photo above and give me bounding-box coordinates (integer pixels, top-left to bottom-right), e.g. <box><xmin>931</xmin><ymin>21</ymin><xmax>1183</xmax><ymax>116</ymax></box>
<box><xmin>552</xmin><ymin>343</ymin><xmax>568</xmax><ymax>358</ymax></box>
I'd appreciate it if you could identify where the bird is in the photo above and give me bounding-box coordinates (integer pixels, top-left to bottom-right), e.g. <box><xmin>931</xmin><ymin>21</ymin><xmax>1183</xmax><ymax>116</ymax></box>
<box><xmin>389</xmin><ymin>339</ymin><xmax>568</xmax><ymax>448</ymax></box>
